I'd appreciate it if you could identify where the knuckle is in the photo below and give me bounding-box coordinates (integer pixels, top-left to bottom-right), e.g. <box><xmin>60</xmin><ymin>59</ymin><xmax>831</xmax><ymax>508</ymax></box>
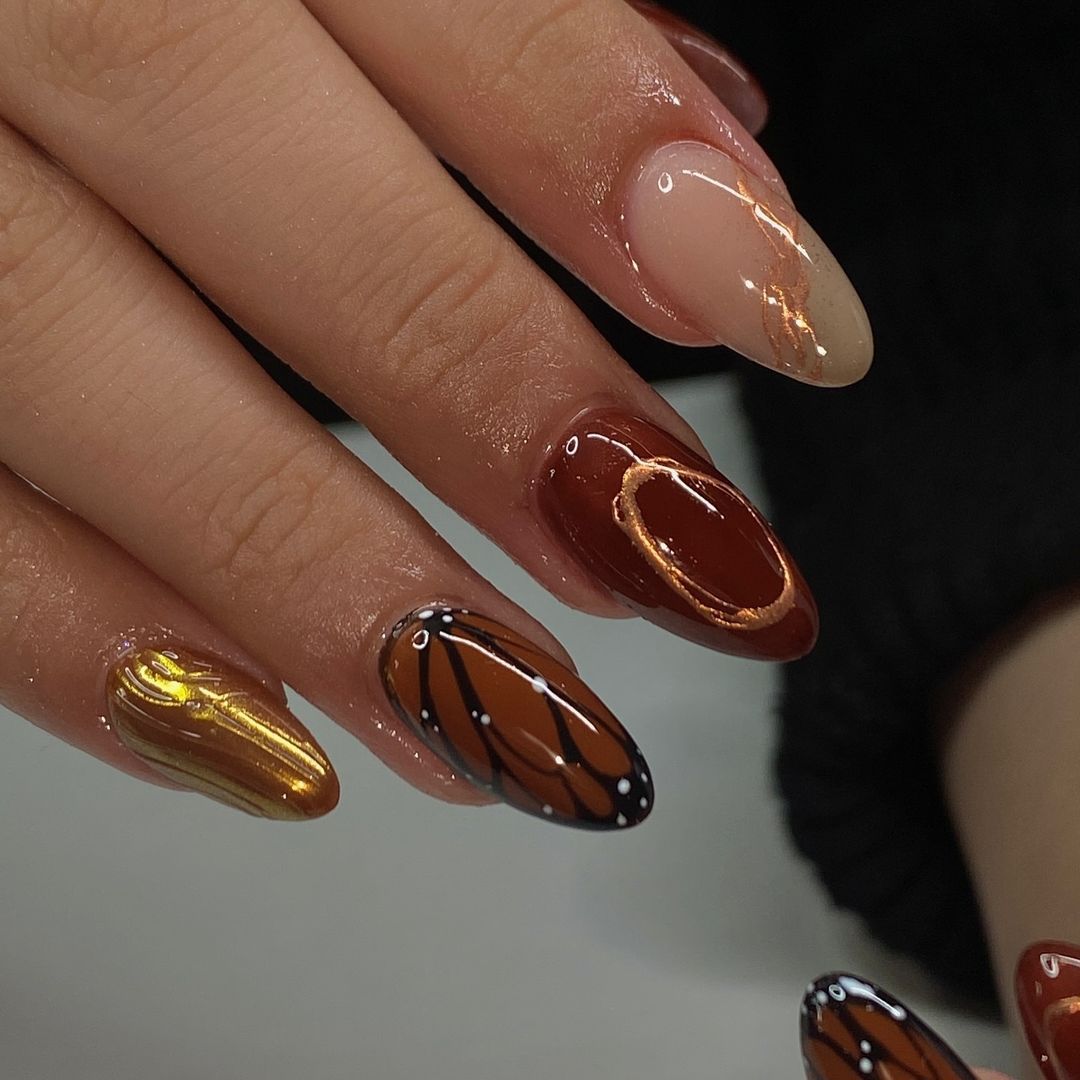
<box><xmin>362</xmin><ymin>227</ymin><xmax>535</xmax><ymax>412</ymax></box>
<box><xmin>455</xmin><ymin>0</ymin><xmax>594</xmax><ymax>103</ymax></box>
<box><xmin>15</xmin><ymin>0</ymin><xmax>265</xmax><ymax>108</ymax></box>
<box><xmin>186</xmin><ymin>437</ymin><xmax>345</xmax><ymax>601</ymax></box>
<box><xmin>0</xmin><ymin>137</ymin><xmax>101</xmax><ymax>359</ymax></box>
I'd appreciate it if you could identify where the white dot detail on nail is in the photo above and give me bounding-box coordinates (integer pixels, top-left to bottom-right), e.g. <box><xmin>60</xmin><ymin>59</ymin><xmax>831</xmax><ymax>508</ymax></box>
<box><xmin>859</xmin><ymin>1060</ymin><xmax>872</xmax><ymax>1075</ymax></box>
<box><xmin>815</xmin><ymin>991</ymin><xmax>828</xmax><ymax>1005</ymax></box>
<box><xmin>617</xmin><ymin>778</ymin><xmax>631</xmax><ymax>795</ymax></box>
<box><xmin>418</xmin><ymin>609</ymin><xmax>434</xmax><ymax>619</ymax></box>
<box><xmin>442</xmin><ymin>614</ymin><xmax>453</xmax><ymax>623</ymax></box>
<box><xmin>530</xmin><ymin>675</ymin><xmax>548</xmax><ymax>693</ymax></box>
<box><xmin>420</xmin><ymin>709</ymin><xmax>429</xmax><ymax>720</ymax></box>
<box><xmin>639</xmin><ymin>797</ymin><xmax>648</xmax><ymax>809</ymax></box>
<box><xmin>616</xmin><ymin>814</ymin><xmax>628</xmax><ymax>827</ymax></box>
<box><xmin>542</xmin><ymin>805</ymin><xmax>553</xmax><ymax>816</ymax></box>
<box><xmin>480</xmin><ymin>713</ymin><xmax>491</xmax><ymax>726</ymax></box>
<box><xmin>860</xmin><ymin>1042</ymin><xmax>871</xmax><ymax>1055</ymax></box>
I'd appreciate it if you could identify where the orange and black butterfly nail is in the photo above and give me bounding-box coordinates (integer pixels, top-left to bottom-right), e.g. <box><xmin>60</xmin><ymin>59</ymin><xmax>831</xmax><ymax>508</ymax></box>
<box><xmin>380</xmin><ymin>606</ymin><xmax>654</xmax><ymax>830</ymax></box>
<box><xmin>800</xmin><ymin>973</ymin><xmax>977</xmax><ymax>1080</ymax></box>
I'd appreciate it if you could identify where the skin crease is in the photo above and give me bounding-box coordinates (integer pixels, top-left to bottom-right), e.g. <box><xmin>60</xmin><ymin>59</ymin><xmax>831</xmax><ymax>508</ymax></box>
<box><xmin>941</xmin><ymin>593</ymin><xmax>1080</xmax><ymax>1079</ymax></box>
<box><xmin>303</xmin><ymin>0</ymin><xmax>791</xmax><ymax>346</ymax></box>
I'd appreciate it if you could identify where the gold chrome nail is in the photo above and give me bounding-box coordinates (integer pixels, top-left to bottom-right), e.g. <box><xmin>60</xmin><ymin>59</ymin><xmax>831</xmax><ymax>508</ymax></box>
<box><xmin>106</xmin><ymin>647</ymin><xmax>338</xmax><ymax>820</ymax></box>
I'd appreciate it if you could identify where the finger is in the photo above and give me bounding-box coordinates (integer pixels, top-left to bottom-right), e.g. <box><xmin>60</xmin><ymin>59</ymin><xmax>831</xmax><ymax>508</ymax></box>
<box><xmin>0</xmin><ymin>0</ymin><xmax>818</xmax><ymax>659</ymax></box>
<box><xmin>308</xmin><ymin>0</ymin><xmax>872</xmax><ymax>378</ymax></box>
<box><xmin>0</xmin><ymin>122</ymin><xmax>651</xmax><ymax>829</ymax></box>
<box><xmin>0</xmin><ymin>465</ymin><xmax>338</xmax><ymax>820</ymax></box>
<box><xmin>628</xmin><ymin>1</ymin><xmax>769</xmax><ymax>135</ymax></box>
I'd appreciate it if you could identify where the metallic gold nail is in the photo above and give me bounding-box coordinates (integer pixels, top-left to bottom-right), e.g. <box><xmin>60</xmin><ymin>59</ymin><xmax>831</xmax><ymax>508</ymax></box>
<box><xmin>106</xmin><ymin>647</ymin><xmax>339</xmax><ymax>820</ymax></box>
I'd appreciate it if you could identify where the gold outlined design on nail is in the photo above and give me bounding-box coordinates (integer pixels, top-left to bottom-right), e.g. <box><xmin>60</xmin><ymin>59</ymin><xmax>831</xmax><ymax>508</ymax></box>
<box><xmin>108</xmin><ymin>648</ymin><xmax>337</xmax><ymax>819</ymax></box>
<box><xmin>611</xmin><ymin>452</ymin><xmax>796</xmax><ymax>630</ymax></box>
<box><xmin>735</xmin><ymin>172</ymin><xmax>826</xmax><ymax>379</ymax></box>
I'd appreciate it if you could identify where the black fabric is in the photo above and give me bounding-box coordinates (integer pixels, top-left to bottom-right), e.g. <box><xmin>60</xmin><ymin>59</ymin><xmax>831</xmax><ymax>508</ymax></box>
<box><xmin>241</xmin><ymin>0</ymin><xmax>1079</xmax><ymax>1003</ymax></box>
<box><xmin>733</xmin><ymin>0</ymin><xmax>1080</xmax><ymax>1004</ymax></box>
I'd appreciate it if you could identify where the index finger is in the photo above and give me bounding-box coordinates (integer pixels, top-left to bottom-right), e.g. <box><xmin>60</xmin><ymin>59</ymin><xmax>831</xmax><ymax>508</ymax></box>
<box><xmin>310</xmin><ymin>0</ymin><xmax>872</xmax><ymax>384</ymax></box>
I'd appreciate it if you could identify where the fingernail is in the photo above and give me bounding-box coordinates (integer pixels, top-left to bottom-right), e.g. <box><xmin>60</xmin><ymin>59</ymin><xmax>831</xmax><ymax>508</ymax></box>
<box><xmin>536</xmin><ymin>409</ymin><xmax>817</xmax><ymax>659</ymax></box>
<box><xmin>801</xmin><ymin>974</ymin><xmax>977</xmax><ymax>1080</ymax></box>
<box><xmin>1016</xmin><ymin>941</ymin><xmax>1080</xmax><ymax>1080</ymax></box>
<box><xmin>622</xmin><ymin>141</ymin><xmax>873</xmax><ymax>385</ymax></box>
<box><xmin>380</xmin><ymin>606</ymin><xmax>653</xmax><ymax>830</ymax></box>
<box><xmin>628</xmin><ymin>0</ymin><xmax>769</xmax><ymax>133</ymax></box>
<box><xmin>106</xmin><ymin>646</ymin><xmax>339</xmax><ymax>820</ymax></box>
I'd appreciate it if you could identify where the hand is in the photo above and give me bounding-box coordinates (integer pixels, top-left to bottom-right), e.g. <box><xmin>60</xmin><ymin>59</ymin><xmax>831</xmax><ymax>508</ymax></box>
<box><xmin>0</xmin><ymin>0</ymin><xmax>870</xmax><ymax>825</ymax></box>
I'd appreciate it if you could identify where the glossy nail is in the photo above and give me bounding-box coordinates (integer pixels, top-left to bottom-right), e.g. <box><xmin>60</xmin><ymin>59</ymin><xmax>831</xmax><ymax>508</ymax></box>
<box><xmin>801</xmin><ymin>973</ymin><xmax>977</xmax><ymax>1080</ymax></box>
<box><xmin>628</xmin><ymin>0</ymin><xmax>768</xmax><ymax>134</ymax></box>
<box><xmin>107</xmin><ymin>646</ymin><xmax>339</xmax><ymax>820</ymax></box>
<box><xmin>536</xmin><ymin>409</ymin><xmax>817</xmax><ymax>659</ymax></box>
<box><xmin>1016</xmin><ymin>941</ymin><xmax>1080</xmax><ymax>1080</ymax></box>
<box><xmin>380</xmin><ymin>607</ymin><xmax>653</xmax><ymax>830</ymax></box>
<box><xmin>622</xmin><ymin>141</ymin><xmax>873</xmax><ymax>385</ymax></box>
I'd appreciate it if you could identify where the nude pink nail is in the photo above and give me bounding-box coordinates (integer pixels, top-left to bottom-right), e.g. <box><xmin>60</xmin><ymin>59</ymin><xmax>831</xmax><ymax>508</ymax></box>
<box><xmin>622</xmin><ymin>141</ymin><xmax>873</xmax><ymax>386</ymax></box>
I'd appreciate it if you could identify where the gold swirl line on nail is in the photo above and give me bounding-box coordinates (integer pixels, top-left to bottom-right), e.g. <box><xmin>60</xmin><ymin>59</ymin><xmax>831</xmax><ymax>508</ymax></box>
<box><xmin>735</xmin><ymin>172</ymin><xmax>826</xmax><ymax>379</ymax></box>
<box><xmin>1046</xmin><ymin>995</ymin><xmax>1080</xmax><ymax>1026</ymax></box>
<box><xmin>612</xmin><ymin>455</ymin><xmax>796</xmax><ymax>630</ymax></box>
<box><xmin>108</xmin><ymin>648</ymin><xmax>335</xmax><ymax>819</ymax></box>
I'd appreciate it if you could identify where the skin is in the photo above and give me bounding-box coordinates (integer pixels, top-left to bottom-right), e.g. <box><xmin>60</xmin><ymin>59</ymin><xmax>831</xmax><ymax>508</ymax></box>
<box><xmin>941</xmin><ymin>592</ymin><xmax>1080</xmax><ymax>1078</ymax></box>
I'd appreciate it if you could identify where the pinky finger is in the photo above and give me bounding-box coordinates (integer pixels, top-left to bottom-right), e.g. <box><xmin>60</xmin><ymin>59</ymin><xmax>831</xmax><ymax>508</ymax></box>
<box><xmin>0</xmin><ymin>465</ymin><xmax>339</xmax><ymax>821</ymax></box>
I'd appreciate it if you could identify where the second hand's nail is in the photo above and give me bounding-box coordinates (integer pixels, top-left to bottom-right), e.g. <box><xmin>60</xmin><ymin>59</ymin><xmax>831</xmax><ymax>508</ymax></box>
<box><xmin>380</xmin><ymin>606</ymin><xmax>654</xmax><ymax>830</ymax></box>
<box><xmin>1016</xmin><ymin>941</ymin><xmax>1080</xmax><ymax>1080</ymax></box>
<box><xmin>537</xmin><ymin>408</ymin><xmax>818</xmax><ymax>659</ymax></box>
<box><xmin>622</xmin><ymin>140</ymin><xmax>873</xmax><ymax>385</ymax></box>
<box><xmin>107</xmin><ymin>646</ymin><xmax>339</xmax><ymax>820</ymax></box>
<box><xmin>801</xmin><ymin>973</ymin><xmax>977</xmax><ymax>1080</ymax></box>
<box><xmin>627</xmin><ymin>0</ymin><xmax>769</xmax><ymax>134</ymax></box>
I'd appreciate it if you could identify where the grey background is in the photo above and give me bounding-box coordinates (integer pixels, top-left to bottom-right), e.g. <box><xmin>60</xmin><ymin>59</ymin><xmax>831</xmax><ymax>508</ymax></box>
<box><xmin>0</xmin><ymin>376</ymin><xmax>1013</xmax><ymax>1079</ymax></box>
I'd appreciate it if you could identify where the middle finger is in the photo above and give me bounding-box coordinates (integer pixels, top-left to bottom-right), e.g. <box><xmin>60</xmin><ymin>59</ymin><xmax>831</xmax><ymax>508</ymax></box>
<box><xmin>0</xmin><ymin>0</ymin><xmax>817</xmax><ymax>659</ymax></box>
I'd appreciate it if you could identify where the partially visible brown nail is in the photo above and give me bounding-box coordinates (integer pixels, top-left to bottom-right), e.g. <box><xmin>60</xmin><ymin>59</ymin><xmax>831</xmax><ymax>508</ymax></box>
<box><xmin>536</xmin><ymin>409</ymin><xmax>818</xmax><ymax>659</ymax></box>
<box><xmin>1017</xmin><ymin>941</ymin><xmax>1080</xmax><ymax>1080</ymax></box>
<box><xmin>628</xmin><ymin>0</ymin><xmax>769</xmax><ymax>134</ymax></box>
<box><xmin>380</xmin><ymin>606</ymin><xmax>653</xmax><ymax>830</ymax></box>
<box><xmin>107</xmin><ymin>646</ymin><xmax>339</xmax><ymax>820</ymax></box>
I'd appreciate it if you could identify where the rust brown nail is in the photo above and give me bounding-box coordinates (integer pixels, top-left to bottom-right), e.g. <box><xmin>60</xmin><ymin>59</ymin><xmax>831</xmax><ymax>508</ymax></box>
<box><xmin>380</xmin><ymin>607</ymin><xmax>653</xmax><ymax>830</ymax></box>
<box><xmin>536</xmin><ymin>409</ymin><xmax>818</xmax><ymax>659</ymax></box>
<box><xmin>107</xmin><ymin>646</ymin><xmax>339</xmax><ymax>820</ymax></box>
<box><xmin>1017</xmin><ymin>941</ymin><xmax>1080</xmax><ymax>1080</ymax></box>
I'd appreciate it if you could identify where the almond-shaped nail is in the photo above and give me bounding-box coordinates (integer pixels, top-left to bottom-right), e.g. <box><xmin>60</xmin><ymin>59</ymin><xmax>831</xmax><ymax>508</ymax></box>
<box><xmin>1016</xmin><ymin>941</ymin><xmax>1080</xmax><ymax>1080</ymax></box>
<box><xmin>380</xmin><ymin>607</ymin><xmax>653</xmax><ymax>830</ymax></box>
<box><xmin>107</xmin><ymin>647</ymin><xmax>339</xmax><ymax>820</ymax></box>
<box><xmin>628</xmin><ymin>0</ymin><xmax>769</xmax><ymax>134</ymax></box>
<box><xmin>622</xmin><ymin>141</ymin><xmax>873</xmax><ymax>385</ymax></box>
<box><xmin>801</xmin><ymin>974</ymin><xmax>978</xmax><ymax>1080</ymax></box>
<box><xmin>536</xmin><ymin>409</ymin><xmax>817</xmax><ymax>659</ymax></box>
